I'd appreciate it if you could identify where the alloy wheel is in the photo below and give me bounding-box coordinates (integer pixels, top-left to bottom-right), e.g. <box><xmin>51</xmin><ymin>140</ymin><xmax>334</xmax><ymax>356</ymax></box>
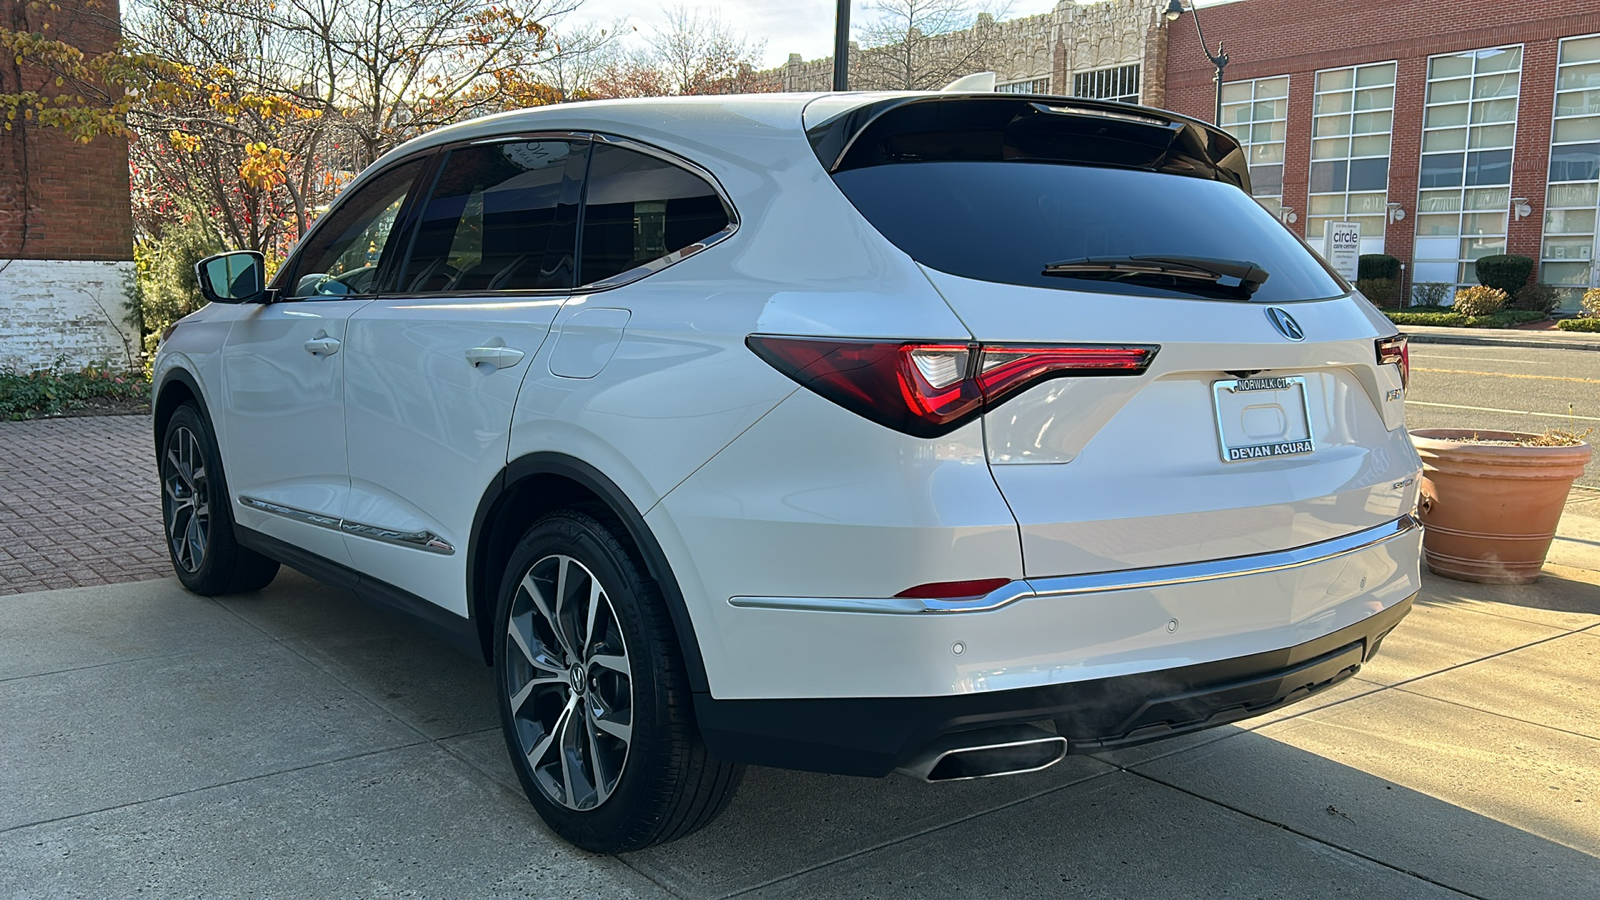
<box><xmin>161</xmin><ymin>425</ymin><xmax>210</xmax><ymax>574</ymax></box>
<box><xmin>505</xmin><ymin>553</ymin><xmax>634</xmax><ymax>811</ymax></box>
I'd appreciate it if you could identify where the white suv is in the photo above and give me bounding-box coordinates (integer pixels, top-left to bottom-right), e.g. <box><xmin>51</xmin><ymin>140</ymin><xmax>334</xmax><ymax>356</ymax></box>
<box><xmin>154</xmin><ymin>92</ymin><xmax>1422</xmax><ymax>852</ymax></box>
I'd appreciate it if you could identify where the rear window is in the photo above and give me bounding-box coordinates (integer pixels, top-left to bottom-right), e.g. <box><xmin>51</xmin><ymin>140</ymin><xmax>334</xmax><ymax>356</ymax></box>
<box><xmin>832</xmin><ymin>162</ymin><xmax>1345</xmax><ymax>302</ymax></box>
<box><xmin>815</xmin><ymin>97</ymin><xmax>1345</xmax><ymax>303</ymax></box>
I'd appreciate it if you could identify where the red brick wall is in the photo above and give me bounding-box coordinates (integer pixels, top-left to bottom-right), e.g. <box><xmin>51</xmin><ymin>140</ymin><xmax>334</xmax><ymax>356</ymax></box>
<box><xmin>0</xmin><ymin>0</ymin><xmax>134</xmax><ymax>262</ymax></box>
<box><xmin>1163</xmin><ymin>0</ymin><xmax>1600</xmax><ymax>289</ymax></box>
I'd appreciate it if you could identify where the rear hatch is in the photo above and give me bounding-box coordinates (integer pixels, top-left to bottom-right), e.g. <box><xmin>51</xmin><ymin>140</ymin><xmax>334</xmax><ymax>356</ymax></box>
<box><xmin>810</xmin><ymin>94</ymin><xmax>1418</xmax><ymax>576</ymax></box>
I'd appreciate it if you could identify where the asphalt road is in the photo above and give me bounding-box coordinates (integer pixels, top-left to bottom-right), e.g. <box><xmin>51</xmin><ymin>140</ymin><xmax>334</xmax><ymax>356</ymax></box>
<box><xmin>1404</xmin><ymin>343</ymin><xmax>1600</xmax><ymax>489</ymax></box>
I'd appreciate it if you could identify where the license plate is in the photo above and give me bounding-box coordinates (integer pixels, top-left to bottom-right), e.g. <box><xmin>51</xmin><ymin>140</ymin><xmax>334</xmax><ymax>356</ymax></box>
<box><xmin>1213</xmin><ymin>375</ymin><xmax>1314</xmax><ymax>462</ymax></box>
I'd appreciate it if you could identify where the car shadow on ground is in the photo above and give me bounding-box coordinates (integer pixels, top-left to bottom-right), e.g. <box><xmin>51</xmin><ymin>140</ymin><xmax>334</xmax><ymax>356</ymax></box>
<box><xmin>203</xmin><ymin>568</ymin><xmax>1600</xmax><ymax>899</ymax></box>
<box><xmin>1416</xmin><ymin>565</ymin><xmax>1600</xmax><ymax>618</ymax></box>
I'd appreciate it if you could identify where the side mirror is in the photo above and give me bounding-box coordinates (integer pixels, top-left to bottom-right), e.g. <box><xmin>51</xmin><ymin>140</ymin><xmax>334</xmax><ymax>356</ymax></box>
<box><xmin>195</xmin><ymin>250</ymin><xmax>267</xmax><ymax>304</ymax></box>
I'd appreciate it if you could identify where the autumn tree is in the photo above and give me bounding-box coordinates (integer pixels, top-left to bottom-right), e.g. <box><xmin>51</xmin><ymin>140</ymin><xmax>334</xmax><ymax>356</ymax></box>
<box><xmin>125</xmin><ymin>0</ymin><xmax>578</xmax><ymax>242</ymax></box>
<box><xmin>532</xmin><ymin>22</ymin><xmax>622</xmax><ymax>101</ymax></box>
<box><xmin>852</xmin><ymin>0</ymin><xmax>1007</xmax><ymax>90</ymax></box>
<box><xmin>589</xmin><ymin>6</ymin><xmax>771</xmax><ymax>99</ymax></box>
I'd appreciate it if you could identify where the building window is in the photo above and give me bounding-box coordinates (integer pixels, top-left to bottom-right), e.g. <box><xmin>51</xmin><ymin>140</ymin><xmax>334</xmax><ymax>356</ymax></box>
<box><xmin>1543</xmin><ymin>33</ymin><xmax>1600</xmax><ymax>309</ymax></box>
<box><xmin>1072</xmin><ymin>65</ymin><xmax>1140</xmax><ymax>104</ymax></box>
<box><xmin>1307</xmin><ymin>62</ymin><xmax>1396</xmax><ymax>253</ymax></box>
<box><xmin>996</xmin><ymin>77</ymin><xmax>1050</xmax><ymax>95</ymax></box>
<box><xmin>1220</xmin><ymin>76</ymin><xmax>1289</xmax><ymax>217</ymax></box>
<box><xmin>1411</xmin><ymin>45</ymin><xmax>1522</xmax><ymax>292</ymax></box>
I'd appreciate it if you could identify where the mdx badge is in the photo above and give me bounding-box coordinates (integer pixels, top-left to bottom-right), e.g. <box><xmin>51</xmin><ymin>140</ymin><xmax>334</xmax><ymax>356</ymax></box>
<box><xmin>1265</xmin><ymin>307</ymin><xmax>1305</xmax><ymax>341</ymax></box>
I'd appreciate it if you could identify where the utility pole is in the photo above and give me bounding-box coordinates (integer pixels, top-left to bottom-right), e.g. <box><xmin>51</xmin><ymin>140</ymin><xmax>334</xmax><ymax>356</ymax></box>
<box><xmin>833</xmin><ymin>0</ymin><xmax>851</xmax><ymax>90</ymax></box>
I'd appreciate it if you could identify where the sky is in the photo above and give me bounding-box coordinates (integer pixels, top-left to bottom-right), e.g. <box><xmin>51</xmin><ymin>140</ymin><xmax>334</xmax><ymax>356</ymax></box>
<box><xmin>557</xmin><ymin>1</ymin><xmax>1068</xmax><ymax>69</ymax></box>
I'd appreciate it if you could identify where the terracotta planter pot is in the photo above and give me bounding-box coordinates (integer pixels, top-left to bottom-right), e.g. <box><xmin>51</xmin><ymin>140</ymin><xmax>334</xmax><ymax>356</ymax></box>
<box><xmin>1409</xmin><ymin>429</ymin><xmax>1592</xmax><ymax>584</ymax></box>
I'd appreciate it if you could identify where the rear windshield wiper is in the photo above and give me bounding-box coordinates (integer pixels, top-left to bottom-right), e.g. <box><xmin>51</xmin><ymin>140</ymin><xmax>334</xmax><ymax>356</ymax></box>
<box><xmin>1043</xmin><ymin>255</ymin><xmax>1270</xmax><ymax>296</ymax></box>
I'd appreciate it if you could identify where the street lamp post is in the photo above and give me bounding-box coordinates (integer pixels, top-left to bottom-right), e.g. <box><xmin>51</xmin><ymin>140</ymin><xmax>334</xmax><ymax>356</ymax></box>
<box><xmin>1165</xmin><ymin>1</ymin><xmax>1229</xmax><ymax>126</ymax></box>
<box><xmin>834</xmin><ymin>0</ymin><xmax>851</xmax><ymax>91</ymax></box>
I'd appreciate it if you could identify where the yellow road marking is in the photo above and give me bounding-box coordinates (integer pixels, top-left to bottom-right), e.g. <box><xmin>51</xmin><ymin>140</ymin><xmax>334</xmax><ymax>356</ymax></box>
<box><xmin>1411</xmin><ymin>366</ymin><xmax>1600</xmax><ymax>385</ymax></box>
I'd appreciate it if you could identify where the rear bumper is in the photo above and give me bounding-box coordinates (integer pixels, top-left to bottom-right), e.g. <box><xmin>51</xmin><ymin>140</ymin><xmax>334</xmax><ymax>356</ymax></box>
<box><xmin>704</xmin><ymin>514</ymin><xmax>1421</xmax><ymax>700</ymax></box>
<box><xmin>696</xmin><ymin>591</ymin><xmax>1413</xmax><ymax>777</ymax></box>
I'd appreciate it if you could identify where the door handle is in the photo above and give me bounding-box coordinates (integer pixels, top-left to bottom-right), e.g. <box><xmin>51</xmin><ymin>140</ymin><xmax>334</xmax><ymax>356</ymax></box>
<box><xmin>466</xmin><ymin>346</ymin><xmax>525</xmax><ymax>369</ymax></box>
<box><xmin>304</xmin><ymin>336</ymin><xmax>341</xmax><ymax>356</ymax></box>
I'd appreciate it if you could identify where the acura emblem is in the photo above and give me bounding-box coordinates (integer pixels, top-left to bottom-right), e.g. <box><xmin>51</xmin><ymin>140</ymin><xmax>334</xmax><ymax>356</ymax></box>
<box><xmin>1265</xmin><ymin>307</ymin><xmax>1305</xmax><ymax>341</ymax></box>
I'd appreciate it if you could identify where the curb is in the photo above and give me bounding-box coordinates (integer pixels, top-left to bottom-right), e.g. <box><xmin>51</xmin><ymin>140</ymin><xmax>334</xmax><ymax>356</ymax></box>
<box><xmin>1399</xmin><ymin>331</ymin><xmax>1600</xmax><ymax>352</ymax></box>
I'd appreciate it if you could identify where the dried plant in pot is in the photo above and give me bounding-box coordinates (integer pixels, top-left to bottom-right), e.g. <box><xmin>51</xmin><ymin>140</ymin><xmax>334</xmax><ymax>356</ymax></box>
<box><xmin>1409</xmin><ymin>428</ymin><xmax>1593</xmax><ymax>584</ymax></box>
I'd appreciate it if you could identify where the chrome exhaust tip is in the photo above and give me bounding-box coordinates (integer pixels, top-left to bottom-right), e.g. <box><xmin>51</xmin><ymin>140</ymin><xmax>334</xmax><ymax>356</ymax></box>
<box><xmin>895</xmin><ymin>724</ymin><xmax>1068</xmax><ymax>782</ymax></box>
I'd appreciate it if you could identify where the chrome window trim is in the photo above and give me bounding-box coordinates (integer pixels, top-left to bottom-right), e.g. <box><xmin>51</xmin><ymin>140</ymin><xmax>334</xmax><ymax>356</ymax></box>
<box><xmin>576</xmin><ymin>224</ymin><xmax>739</xmax><ymax>293</ymax></box>
<box><xmin>467</xmin><ymin>130</ymin><xmax>593</xmax><ymax>145</ymax></box>
<box><xmin>729</xmin><ymin>514</ymin><xmax>1420</xmax><ymax>615</ymax></box>
<box><xmin>239</xmin><ymin>496</ymin><xmax>456</xmax><ymax>555</ymax></box>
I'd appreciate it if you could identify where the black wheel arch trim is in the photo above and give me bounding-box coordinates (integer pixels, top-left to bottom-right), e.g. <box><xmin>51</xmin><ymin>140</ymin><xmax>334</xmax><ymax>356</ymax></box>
<box><xmin>153</xmin><ymin>367</ymin><xmax>213</xmax><ymax>457</ymax></box>
<box><xmin>468</xmin><ymin>452</ymin><xmax>710</xmax><ymax>693</ymax></box>
<box><xmin>153</xmin><ymin>367</ymin><xmax>241</xmax><ymax>535</ymax></box>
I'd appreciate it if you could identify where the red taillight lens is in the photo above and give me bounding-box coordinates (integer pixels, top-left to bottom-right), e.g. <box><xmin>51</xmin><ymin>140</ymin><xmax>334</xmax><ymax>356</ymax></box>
<box><xmin>1376</xmin><ymin>334</ymin><xmax>1409</xmax><ymax>388</ymax></box>
<box><xmin>747</xmin><ymin>335</ymin><xmax>1158</xmax><ymax>437</ymax></box>
<box><xmin>976</xmin><ymin>345</ymin><xmax>1159</xmax><ymax>406</ymax></box>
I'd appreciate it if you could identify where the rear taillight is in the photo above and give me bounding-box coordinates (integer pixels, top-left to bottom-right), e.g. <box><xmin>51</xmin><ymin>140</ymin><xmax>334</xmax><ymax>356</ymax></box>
<box><xmin>747</xmin><ymin>335</ymin><xmax>1158</xmax><ymax>437</ymax></box>
<box><xmin>1376</xmin><ymin>334</ymin><xmax>1409</xmax><ymax>388</ymax></box>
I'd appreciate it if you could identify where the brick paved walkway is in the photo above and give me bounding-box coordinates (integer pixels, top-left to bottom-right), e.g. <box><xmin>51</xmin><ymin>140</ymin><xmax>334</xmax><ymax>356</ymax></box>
<box><xmin>0</xmin><ymin>415</ymin><xmax>170</xmax><ymax>595</ymax></box>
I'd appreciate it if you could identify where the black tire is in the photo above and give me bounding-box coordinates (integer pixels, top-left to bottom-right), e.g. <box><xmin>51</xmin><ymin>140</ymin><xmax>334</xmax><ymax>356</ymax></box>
<box><xmin>494</xmin><ymin>508</ymin><xmax>743</xmax><ymax>852</ymax></box>
<box><xmin>159</xmin><ymin>402</ymin><xmax>280</xmax><ymax>595</ymax></box>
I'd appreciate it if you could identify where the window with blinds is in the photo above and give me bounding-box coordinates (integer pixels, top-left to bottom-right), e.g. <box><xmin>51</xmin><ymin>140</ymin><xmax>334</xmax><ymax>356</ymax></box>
<box><xmin>1542</xmin><ymin>34</ymin><xmax>1600</xmax><ymax>310</ymax></box>
<box><xmin>1220</xmin><ymin>76</ymin><xmax>1290</xmax><ymax>218</ymax></box>
<box><xmin>1071</xmin><ymin>65</ymin><xmax>1140</xmax><ymax>104</ymax></box>
<box><xmin>1307</xmin><ymin>62</ymin><xmax>1396</xmax><ymax>254</ymax></box>
<box><xmin>1411</xmin><ymin>45</ymin><xmax>1523</xmax><ymax>291</ymax></box>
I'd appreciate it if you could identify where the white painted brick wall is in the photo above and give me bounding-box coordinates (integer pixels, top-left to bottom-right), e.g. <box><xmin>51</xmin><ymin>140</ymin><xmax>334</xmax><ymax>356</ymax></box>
<box><xmin>0</xmin><ymin>259</ymin><xmax>140</xmax><ymax>372</ymax></box>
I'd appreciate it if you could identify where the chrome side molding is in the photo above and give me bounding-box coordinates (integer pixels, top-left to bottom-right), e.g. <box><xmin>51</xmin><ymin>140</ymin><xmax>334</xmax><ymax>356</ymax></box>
<box><xmin>238</xmin><ymin>496</ymin><xmax>456</xmax><ymax>555</ymax></box>
<box><xmin>730</xmin><ymin>514</ymin><xmax>1421</xmax><ymax>615</ymax></box>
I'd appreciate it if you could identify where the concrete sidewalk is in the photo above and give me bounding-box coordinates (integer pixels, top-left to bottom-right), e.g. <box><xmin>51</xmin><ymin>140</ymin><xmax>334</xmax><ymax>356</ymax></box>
<box><xmin>2</xmin><ymin>519</ymin><xmax>1597</xmax><ymax>897</ymax></box>
<box><xmin>1399</xmin><ymin>322</ymin><xmax>1600</xmax><ymax>352</ymax></box>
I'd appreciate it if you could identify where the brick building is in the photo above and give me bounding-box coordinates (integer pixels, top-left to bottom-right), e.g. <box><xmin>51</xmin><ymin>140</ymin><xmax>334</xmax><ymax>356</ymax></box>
<box><xmin>0</xmin><ymin>0</ymin><xmax>138</xmax><ymax>371</ymax></box>
<box><xmin>769</xmin><ymin>1</ymin><xmax>1171</xmax><ymax>105</ymax></box>
<box><xmin>1165</xmin><ymin>0</ymin><xmax>1600</xmax><ymax>309</ymax></box>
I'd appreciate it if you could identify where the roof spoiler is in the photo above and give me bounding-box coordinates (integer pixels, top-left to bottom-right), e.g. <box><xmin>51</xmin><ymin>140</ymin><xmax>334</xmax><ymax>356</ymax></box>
<box><xmin>805</xmin><ymin>94</ymin><xmax>1251</xmax><ymax>192</ymax></box>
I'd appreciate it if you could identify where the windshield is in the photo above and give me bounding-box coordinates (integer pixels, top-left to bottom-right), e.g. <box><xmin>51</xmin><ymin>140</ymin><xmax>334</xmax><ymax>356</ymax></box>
<box><xmin>831</xmin><ymin>161</ymin><xmax>1347</xmax><ymax>303</ymax></box>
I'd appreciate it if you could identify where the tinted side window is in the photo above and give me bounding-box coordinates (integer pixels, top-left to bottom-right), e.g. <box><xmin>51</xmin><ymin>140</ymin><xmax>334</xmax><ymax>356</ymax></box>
<box><xmin>580</xmin><ymin>144</ymin><xmax>729</xmax><ymax>286</ymax></box>
<box><xmin>400</xmin><ymin>140</ymin><xmax>586</xmax><ymax>293</ymax></box>
<box><xmin>284</xmin><ymin>158</ymin><xmax>424</xmax><ymax>299</ymax></box>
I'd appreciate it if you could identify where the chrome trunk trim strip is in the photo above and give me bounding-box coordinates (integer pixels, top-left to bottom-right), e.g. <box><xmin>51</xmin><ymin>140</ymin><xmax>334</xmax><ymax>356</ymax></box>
<box><xmin>729</xmin><ymin>514</ymin><xmax>1421</xmax><ymax>615</ymax></box>
<box><xmin>238</xmin><ymin>496</ymin><xmax>456</xmax><ymax>555</ymax></box>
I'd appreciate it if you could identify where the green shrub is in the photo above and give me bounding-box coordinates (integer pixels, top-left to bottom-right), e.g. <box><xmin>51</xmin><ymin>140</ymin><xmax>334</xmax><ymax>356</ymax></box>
<box><xmin>1557</xmin><ymin>317</ymin><xmax>1600</xmax><ymax>333</ymax></box>
<box><xmin>0</xmin><ymin>358</ymin><xmax>150</xmax><ymax>421</ymax></box>
<box><xmin>130</xmin><ymin>217</ymin><xmax>226</xmax><ymax>364</ymax></box>
<box><xmin>1354</xmin><ymin>277</ymin><xmax>1400</xmax><ymax>307</ymax></box>
<box><xmin>1511</xmin><ymin>283</ymin><xmax>1559</xmax><ymax>313</ymax></box>
<box><xmin>1384</xmin><ymin>309</ymin><xmax>1546</xmax><ymax>328</ymax></box>
<box><xmin>1358</xmin><ymin>254</ymin><xmax>1401</xmax><ymax>282</ymax></box>
<box><xmin>1473</xmin><ymin>254</ymin><xmax>1534</xmax><ymax>295</ymax></box>
<box><xmin>1411</xmin><ymin>282</ymin><xmax>1451</xmax><ymax>306</ymax></box>
<box><xmin>1453</xmin><ymin>285</ymin><xmax>1508</xmax><ymax>316</ymax></box>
